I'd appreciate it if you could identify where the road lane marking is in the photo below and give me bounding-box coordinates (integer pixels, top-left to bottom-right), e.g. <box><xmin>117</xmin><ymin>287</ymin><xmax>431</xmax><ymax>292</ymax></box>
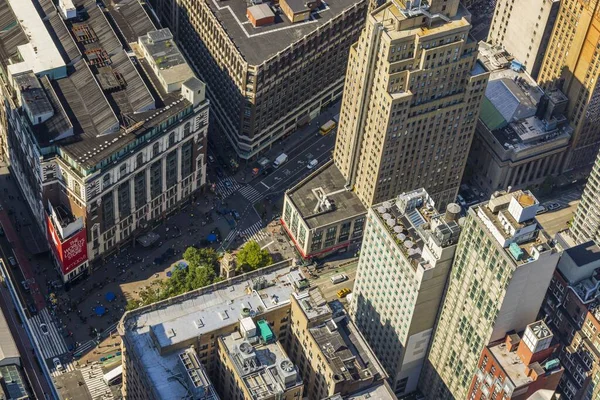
<box><xmin>260</xmin><ymin>182</ymin><xmax>270</xmax><ymax>189</ymax></box>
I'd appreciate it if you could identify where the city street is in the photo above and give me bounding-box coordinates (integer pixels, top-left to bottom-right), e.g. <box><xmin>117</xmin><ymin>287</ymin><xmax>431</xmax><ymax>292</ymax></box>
<box><xmin>306</xmin><ymin>259</ymin><xmax>358</xmax><ymax>302</ymax></box>
<box><xmin>536</xmin><ymin>187</ymin><xmax>583</xmax><ymax>237</ymax></box>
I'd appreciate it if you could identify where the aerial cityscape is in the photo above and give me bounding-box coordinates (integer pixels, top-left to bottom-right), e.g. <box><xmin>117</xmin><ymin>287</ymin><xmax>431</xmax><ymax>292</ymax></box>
<box><xmin>0</xmin><ymin>0</ymin><xmax>600</xmax><ymax>399</ymax></box>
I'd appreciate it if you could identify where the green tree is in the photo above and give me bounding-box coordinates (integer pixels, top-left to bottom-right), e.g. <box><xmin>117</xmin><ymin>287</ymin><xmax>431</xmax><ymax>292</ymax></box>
<box><xmin>236</xmin><ymin>241</ymin><xmax>272</xmax><ymax>272</ymax></box>
<box><xmin>183</xmin><ymin>247</ymin><xmax>217</xmax><ymax>268</ymax></box>
<box><xmin>126</xmin><ymin>247</ymin><xmax>222</xmax><ymax>310</ymax></box>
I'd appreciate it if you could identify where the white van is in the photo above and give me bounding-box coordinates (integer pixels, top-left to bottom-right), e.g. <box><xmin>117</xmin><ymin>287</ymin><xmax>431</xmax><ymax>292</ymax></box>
<box><xmin>307</xmin><ymin>159</ymin><xmax>318</xmax><ymax>169</ymax></box>
<box><xmin>330</xmin><ymin>274</ymin><xmax>347</xmax><ymax>284</ymax></box>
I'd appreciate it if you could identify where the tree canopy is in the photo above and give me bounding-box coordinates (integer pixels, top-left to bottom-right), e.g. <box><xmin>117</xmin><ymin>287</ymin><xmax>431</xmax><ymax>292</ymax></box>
<box><xmin>126</xmin><ymin>246</ymin><xmax>220</xmax><ymax>310</ymax></box>
<box><xmin>236</xmin><ymin>240</ymin><xmax>272</xmax><ymax>272</ymax></box>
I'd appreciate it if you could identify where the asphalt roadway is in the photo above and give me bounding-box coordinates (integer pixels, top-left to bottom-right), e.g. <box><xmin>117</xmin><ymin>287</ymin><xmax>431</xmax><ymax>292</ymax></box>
<box><xmin>215</xmin><ymin>129</ymin><xmax>337</xmax><ymax>250</ymax></box>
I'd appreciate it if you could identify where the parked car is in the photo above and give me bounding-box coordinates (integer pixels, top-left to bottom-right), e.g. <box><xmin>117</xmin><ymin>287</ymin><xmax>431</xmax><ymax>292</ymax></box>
<box><xmin>21</xmin><ymin>280</ymin><xmax>29</xmax><ymax>291</ymax></box>
<box><xmin>536</xmin><ymin>206</ymin><xmax>547</xmax><ymax>215</ymax></box>
<box><xmin>53</xmin><ymin>357</ymin><xmax>63</xmax><ymax>371</ymax></box>
<box><xmin>40</xmin><ymin>323</ymin><xmax>49</xmax><ymax>335</ymax></box>
<box><xmin>208</xmin><ymin>155</ymin><xmax>215</xmax><ymax>163</ymax></box>
<box><xmin>330</xmin><ymin>274</ymin><xmax>348</xmax><ymax>284</ymax></box>
<box><xmin>7</xmin><ymin>256</ymin><xmax>17</xmax><ymax>268</ymax></box>
<box><xmin>307</xmin><ymin>159</ymin><xmax>318</xmax><ymax>169</ymax></box>
<box><xmin>546</xmin><ymin>202</ymin><xmax>562</xmax><ymax>211</ymax></box>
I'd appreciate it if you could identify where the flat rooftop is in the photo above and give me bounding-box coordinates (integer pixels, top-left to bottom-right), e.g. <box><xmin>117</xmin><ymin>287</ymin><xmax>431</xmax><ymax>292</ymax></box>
<box><xmin>6</xmin><ymin>0</ymin><xmax>65</xmax><ymax>76</ymax></box>
<box><xmin>221</xmin><ymin>332</ymin><xmax>302</xmax><ymax>398</ymax></box>
<box><xmin>372</xmin><ymin>189</ymin><xmax>461</xmax><ymax>271</ymax></box>
<box><xmin>338</xmin><ymin>382</ymin><xmax>397</xmax><ymax>400</ymax></box>
<box><xmin>295</xmin><ymin>288</ymin><xmax>385</xmax><ymax>387</ymax></box>
<box><xmin>474</xmin><ymin>190</ymin><xmax>554</xmax><ymax>266</ymax></box>
<box><xmin>310</xmin><ymin>318</ymin><xmax>382</xmax><ymax>385</ymax></box>
<box><xmin>488</xmin><ymin>336</ymin><xmax>561</xmax><ymax>390</ymax></box>
<box><xmin>138</xmin><ymin>28</ymin><xmax>194</xmax><ymax>88</ymax></box>
<box><xmin>205</xmin><ymin>0</ymin><xmax>365</xmax><ymax>65</ymax></box>
<box><xmin>564</xmin><ymin>241</ymin><xmax>600</xmax><ymax>268</ymax></box>
<box><xmin>120</xmin><ymin>265</ymin><xmax>304</xmax><ymax>400</ymax></box>
<box><xmin>287</xmin><ymin>161</ymin><xmax>366</xmax><ymax>229</ymax></box>
<box><xmin>0</xmin><ymin>307</ymin><xmax>19</xmax><ymax>365</ymax></box>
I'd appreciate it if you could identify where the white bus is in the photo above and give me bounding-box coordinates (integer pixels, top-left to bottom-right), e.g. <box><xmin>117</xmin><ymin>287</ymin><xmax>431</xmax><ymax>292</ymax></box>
<box><xmin>103</xmin><ymin>365</ymin><xmax>123</xmax><ymax>385</ymax></box>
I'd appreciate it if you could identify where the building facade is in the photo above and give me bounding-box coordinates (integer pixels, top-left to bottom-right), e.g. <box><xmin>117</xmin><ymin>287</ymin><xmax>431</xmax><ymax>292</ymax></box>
<box><xmin>147</xmin><ymin>0</ymin><xmax>367</xmax><ymax>159</ymax></box>
<box><xmin>349</xmin><ymin>189</ymin><xmax>462</xmax><ymax>397</ymax></box>
<box><xmin>0</xmin><ymin>0</ymin><xmax>209</xmax><ymax>282</ymax></box>
<box><xmin>466</xmin><ymin>43</ymin><xmax>571</xmax><ymax>197</ymax></box>
<box><xmin>467</xmin><ymin>321</ymin><xmax>564</xmax><ymax>400</ymax></box>
<box><xmin>487</xmin><ymin>0</ymin><xmax>559</xmax><ymax>80</ymax></box>
<box><xmin>538</xmin><ymin>240</ymin><xmax>600</xmax><ymax>400</ymax></box>
<box><xmin>218</xmin><ymin>319</ymin><xmax>304</xmax><ymax>400</ymax></box>
<box><xmin>288</xmin><ymin>288</ymin><xmax>387</xmax><ymax>399</ymax></box>
<box><xmin>420</xmin><ymin>190</ymin><xmax>560</xmax><ymax>399</ymax></box>
<box><xmin>281</xmin><ymin>161</ymin><xmax>366</xmax><ymax>260</ymax></box>
<box><xmin>333</xmin><ymin>0</ymin><xmax>489</xmax><ymax>208</ymax></box>
<box><xmin>570</xmin><ymin>150</ymin><xmax>600</xmax><ymax>245</ymax></box>
<box><xmin>538</xmin><ymin>0</ymin><xmax>600</xmax><ymax>170</ymax></box>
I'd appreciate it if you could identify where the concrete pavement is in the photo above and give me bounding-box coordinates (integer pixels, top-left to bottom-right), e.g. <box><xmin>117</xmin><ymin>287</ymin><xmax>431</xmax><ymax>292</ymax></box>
<box><xmin>0</xmin><ymin>277</ymin><xmax>52</xmax><ymax>399</ymax></box>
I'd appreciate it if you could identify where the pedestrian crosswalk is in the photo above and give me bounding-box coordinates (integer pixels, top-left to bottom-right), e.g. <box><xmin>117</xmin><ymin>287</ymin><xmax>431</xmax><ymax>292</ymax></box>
<box><xmin>240</xmin><ymin>221</ymin><xmax>269</xmax><ymax>243</ymax></box>
<box><xmin>29</xmin><ymin>308</ymin><xmax>68</xmax><ymax>360</ymax></box>
<box><xmin>238</xmin><ymin>185</ymin><xmax>262</xmax><ymax>203</ymax></box>
<box><xmin>50</xmin><ymin>361</ymin><xmax>76</xmax><ymax>377</ymax></box>
<box><xmin>80</xmin><ymin>363</ymin><xmax>114</xmax><ymax>399</ymax></box>
<box><xmin>215</xmin><ymin>177</ymin><xmax>241</xmax><ymax>198</ymax></box>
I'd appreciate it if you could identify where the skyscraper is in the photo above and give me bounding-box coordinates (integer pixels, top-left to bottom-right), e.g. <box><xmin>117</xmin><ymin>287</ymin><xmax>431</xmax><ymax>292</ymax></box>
<box><xmin>570</xmin><ymin>149</ymin><xmax>600</xmax><ymax>245</ymax></box>
<box><xmin>420</xmin><ymin>190</ymin><xmax>560</xmax><ymax>399</ymax></box>
<box><xmin>487</xmin><ymin>0</ymin><xmax>559</xmax><ymax>79</ymax></box>
<box><xmin>538</xmin><ymin>0</ymin><xmax>600</xmax><ymax>170</ymax></box>
<box><xmin>333</xmin><ymin>0</ymin><xmax>489</xmax><ymax>208</ymax></box>
<box><xmin>350</xmin><ymin>188</ymin><xmax>462</xmax><ymax>397</ymax></box>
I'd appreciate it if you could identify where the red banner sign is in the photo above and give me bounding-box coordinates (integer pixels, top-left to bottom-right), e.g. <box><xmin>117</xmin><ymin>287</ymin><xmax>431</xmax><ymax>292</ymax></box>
<box><xmin>46</xmin><ymin>217</ymin><xmax>88</xmax><ymax>274</ymax></box>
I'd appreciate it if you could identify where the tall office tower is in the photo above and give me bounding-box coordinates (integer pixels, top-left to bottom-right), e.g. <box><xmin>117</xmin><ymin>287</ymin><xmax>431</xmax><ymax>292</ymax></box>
<box><xmin>147</xmin><ymin>0</ymin><xmax>367</xmax><ymax>160</ymax></box>
<box><xmin>420</xmin><ymin>190</ymin><xmax>560</xmax><ymax>399</ymax></box>
<box><xmin>349</xmin><ymin>189</ymin><xmax>462</xmax><ymax>397</ymax></box>
<box><xmin>570</xmin><ymin>150</ymin><xmax>600</xmax><ymax>245</ymax></box>
<box><xmin>538</xmin><ymin>0</ymin><xmax>600</xmax><ymax>170</ymax></box>
<box><xmin>0</xmin><ymin>0</ymin><xmax>209</xmax><ymax>282</ymax></box>
<box><xmin>333</xmin><ymin>0</ymin><xmax>489</xmax><ymax>208</ymax></box>
<box><xmin>487</xmin><ymin>0</ymin><xmax>559</xmax><ymax>80</ymax></box>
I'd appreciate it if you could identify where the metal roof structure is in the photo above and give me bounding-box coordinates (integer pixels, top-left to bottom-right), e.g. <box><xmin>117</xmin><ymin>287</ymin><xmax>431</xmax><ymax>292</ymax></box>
<box><xmin>0</xmin><ymin>0</ymin><xmax>203</xmax><ymax>169</ymax></box>
<box><xmin>0</xmin><ymin>308</ymin><xmax>19</xmax><ymax>367</ymax></box>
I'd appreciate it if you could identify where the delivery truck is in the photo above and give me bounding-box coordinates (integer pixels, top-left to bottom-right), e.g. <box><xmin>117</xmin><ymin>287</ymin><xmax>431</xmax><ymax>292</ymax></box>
<box><xmin>273</xmin><ymin>153</ymin><xmax>288</xmax><ymax>168</ymax></box>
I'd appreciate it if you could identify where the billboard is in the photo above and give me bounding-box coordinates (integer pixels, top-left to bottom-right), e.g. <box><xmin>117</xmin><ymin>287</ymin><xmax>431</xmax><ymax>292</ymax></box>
<box><xmin>46</xmin><ymin>216</ymin><xmax>88</xmax><ymax>275</ymax></box>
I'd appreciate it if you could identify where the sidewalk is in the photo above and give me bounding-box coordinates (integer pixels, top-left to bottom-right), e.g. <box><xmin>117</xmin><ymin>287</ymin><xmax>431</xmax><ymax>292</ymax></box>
<box><xmin>0</xmin><ymin>209</ymin><xmax>45</xmax><ymax>310</ymax></box>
